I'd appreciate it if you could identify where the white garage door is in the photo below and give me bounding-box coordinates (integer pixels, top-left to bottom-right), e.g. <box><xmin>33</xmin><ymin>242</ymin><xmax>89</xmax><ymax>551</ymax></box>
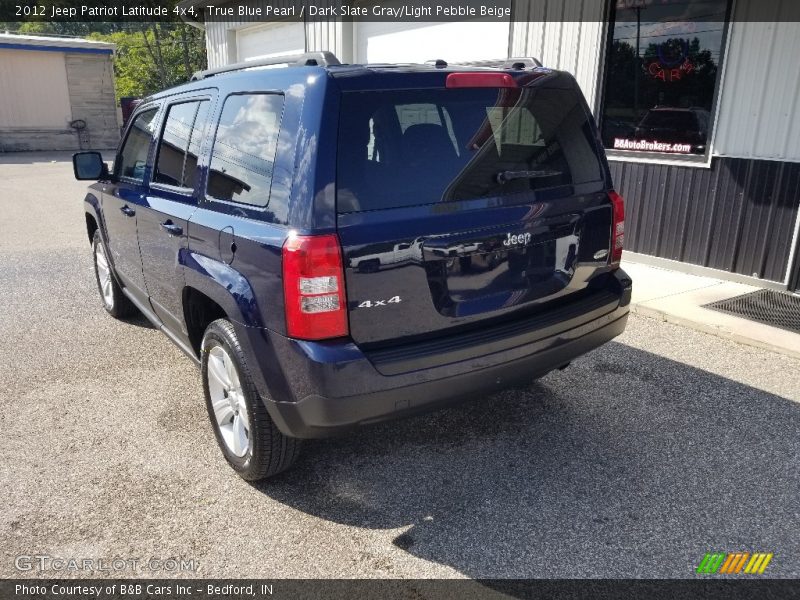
<box><xmin>236</xmin><ymin>22</ymin><xmax>305</xmax><ymax>62</ymax></box>
<box><xmin>356</xmin><ymin>21</ymin><xmax>510</xmax><ymax>64</ymax></box>
<box><xmin>0</xmin><ymin>49</ymin><xmax>72</xmax><ymax>128</ymax></box>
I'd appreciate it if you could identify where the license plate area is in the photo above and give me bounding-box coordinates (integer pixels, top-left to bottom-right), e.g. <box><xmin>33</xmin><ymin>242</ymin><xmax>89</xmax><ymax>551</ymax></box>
<box><xmin>423</xmin><ymin>227</ymin><xmax>579</xmax><ymax>318</ymax></box>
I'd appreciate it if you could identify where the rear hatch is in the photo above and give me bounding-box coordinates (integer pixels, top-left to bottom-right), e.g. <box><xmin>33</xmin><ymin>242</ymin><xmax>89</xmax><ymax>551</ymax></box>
<box><xmin>335</xmin><ymin>70</ymin><xmax>615</xmax><ymax>347</ymax></box>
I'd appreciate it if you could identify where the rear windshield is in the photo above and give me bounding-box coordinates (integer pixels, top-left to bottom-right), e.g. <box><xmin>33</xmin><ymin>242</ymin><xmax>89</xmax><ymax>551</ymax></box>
<box><xmin>336</xmin><ymin>86</ymin><xmax>603</xmax><ymax>213</ymax></box>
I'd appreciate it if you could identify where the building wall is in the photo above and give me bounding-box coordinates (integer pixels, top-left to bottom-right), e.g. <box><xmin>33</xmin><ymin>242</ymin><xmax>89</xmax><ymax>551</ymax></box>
<box><xmin>0</xmin><ymin>48</ymin><xmax>75</xmax><ymax>150</ymax></box>
<box><xmin>0</xmin><ymin>48</ymin><xmax>119</xmax><ymax>152</ymax></box>
<box><xmin>236</xmin><ymin>22</ymin><xmax>305</xmax><ymax>59</ymax></box>
<box><xmin>712</xmin><ymin>1</ymin><xmax>800</xmax><ymax>162</ymax></box>
<box><xmin>205</xmin><ymin>18</ymin><xmax>237</xmax><ymax>67</ymax></box>
<box><xmin>203</xmin><ymin>0</ymin><xmax>347</xmax><ymax>66</ymax></box>
<box><xmin>610</xmin><ymin>158</ymin><xmax>800</xmax><ymax>283</ymax></box>
<box><xmin>204</xmin><ymin>1</ymin><xmax>270</xmax><ymax>66</ymax></box>
<box><xmin>507</xmin><ymin>0</ymin><xmax>800</xmax><ymax>164</ymax></box>
<box><xmin>64</xmin><ymin>53</ymin><xmax>120</xmax><ymax>150</ymax></box>
<box><xmin>206</xmin><ymin>19</ymin><xmax>345</xmax><ymax>66</ymax></box>
<box><xmin>600</xmin><ymin>1</ymin><xmax>800</xmax><ymax>286</ymax></box>
<box><xmin>510</xmin><ymin>0</ymin><xmax>607</xmax><ymax>109</ymax></box>
<box><xmin>0</xmin><ymin>48</ymin><xmax>72</xmax><ymax>128</ymax></box>
<box><xmin>307</xmin><ymin>16</ymin><xmax>352</xmax><ymax>61</ymax></box>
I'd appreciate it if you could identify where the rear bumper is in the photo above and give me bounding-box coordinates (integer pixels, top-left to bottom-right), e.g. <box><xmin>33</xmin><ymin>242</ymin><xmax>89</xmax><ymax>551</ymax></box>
<box><xmin>240</xmin><ymin>269</ymin><xmax>632</xmax><ymax>439</ymax></box>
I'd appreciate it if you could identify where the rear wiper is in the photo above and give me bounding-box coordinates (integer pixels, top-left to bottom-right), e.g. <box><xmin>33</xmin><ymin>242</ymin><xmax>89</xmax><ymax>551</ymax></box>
<box><xmin>496</xmin><ymin>170</ymin><xmax>563</xmax><ymax>184</ymax></box>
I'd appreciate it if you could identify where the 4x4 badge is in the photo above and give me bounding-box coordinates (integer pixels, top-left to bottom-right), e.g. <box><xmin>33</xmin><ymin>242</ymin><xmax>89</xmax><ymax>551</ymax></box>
<box><xmin>357</xmin><ymin>296</ymin><xmax>402</xmax><ymax>308</ymax></box>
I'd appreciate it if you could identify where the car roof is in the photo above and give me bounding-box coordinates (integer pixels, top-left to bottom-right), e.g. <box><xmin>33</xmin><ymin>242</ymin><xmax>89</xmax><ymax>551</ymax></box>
<box><xmin>141</xmin><ymin>56</ymin><xmax>567</xmax><ymax>102</ymax></box>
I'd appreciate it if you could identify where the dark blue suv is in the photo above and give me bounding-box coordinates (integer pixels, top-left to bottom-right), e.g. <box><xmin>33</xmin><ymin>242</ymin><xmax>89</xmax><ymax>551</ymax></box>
<box><xmin>73</xmin><ymin>53</ymin><xmax>632</xmax><ymax>480</ymax></box>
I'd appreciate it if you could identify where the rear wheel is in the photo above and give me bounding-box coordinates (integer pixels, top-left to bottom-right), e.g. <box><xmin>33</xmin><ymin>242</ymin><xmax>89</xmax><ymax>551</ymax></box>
<box><xmin>92</xmin><ymin>229</ymin><xmax>135</xmax><ymax>318</ymax></box>
<box><xmin>201</xmin><ymin>319</ymin><xmax>301</xmax><ymax>480</ymax></box>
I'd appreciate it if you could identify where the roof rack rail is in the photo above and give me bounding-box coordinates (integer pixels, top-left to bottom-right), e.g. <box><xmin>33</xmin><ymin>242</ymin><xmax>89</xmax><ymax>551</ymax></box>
<box><xmin>191</xmin><ymin>51</ymin><xmax>341</xmax><ymax>81</ymax></box>
<box><xmin>449</xmin><ymin>57</ymin><xmax>543</xmax><ymax>70</ymax></box>
<box><xmin>502</xmin><ymin>57</ymin><xmax>543</xmax><ymax>69</ymax></box>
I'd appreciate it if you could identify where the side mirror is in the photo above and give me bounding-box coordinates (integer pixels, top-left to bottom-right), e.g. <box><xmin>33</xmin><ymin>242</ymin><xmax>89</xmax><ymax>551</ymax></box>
<box><xmin>73</xmin><ymin>151</ymin><xmax>109</xmax><ymax>181</ymax></box>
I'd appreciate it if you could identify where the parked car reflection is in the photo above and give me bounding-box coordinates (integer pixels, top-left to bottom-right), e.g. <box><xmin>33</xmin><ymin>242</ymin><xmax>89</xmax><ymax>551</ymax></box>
<box><xmin>634</xmin><ymin>106</ymin><xmax>710</xmax><ymax>154</ymax></box>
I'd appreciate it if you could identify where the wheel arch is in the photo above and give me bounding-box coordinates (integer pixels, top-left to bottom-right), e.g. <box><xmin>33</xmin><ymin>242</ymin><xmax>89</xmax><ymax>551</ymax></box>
<box><xmin>183</xmin><ymin>287</ymin><xmax>228</xmax><ymax>357</ymax></box>
<box><xmin>182</xmin><ymin>253</ymin><xmax>265</xmax><ymax>354</ymax></box>
<box><xmin>84</xmin><ymin>192</ymin><xmax>102</xmax><ymax>245</ymax></box>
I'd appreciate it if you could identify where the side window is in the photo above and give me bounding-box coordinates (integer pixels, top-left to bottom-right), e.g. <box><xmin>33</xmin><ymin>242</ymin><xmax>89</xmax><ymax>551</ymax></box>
<box><xmin>154</xmin><ymin>100</ymin><xmax>210</xmax><ymax>189</ymax></box>
<box><xmin>116</xmin><ymin>108</ymin><xmax>158</xmax><ymax>182</ymax></box>
<box><xmin>207</xmin><ymin>93</ymin><xmax>284</xmax><ymax>207</ymax></box>
<box><xmin>185</xmin><ymin>102</ymin><xmax>210</xmax><ymax>190</ymax></box>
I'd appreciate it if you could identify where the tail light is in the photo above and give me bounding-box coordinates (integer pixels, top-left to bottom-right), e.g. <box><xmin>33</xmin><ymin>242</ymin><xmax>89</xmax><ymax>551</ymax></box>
<box><xmin>282</xmin><ymin>233</ymin><xmax>348</xmax><ymax>340</ymax></box>
<box><xmin>609</xmin><ymin>191</ymin><xmax>625</xmax><ymax>266</ymax></box>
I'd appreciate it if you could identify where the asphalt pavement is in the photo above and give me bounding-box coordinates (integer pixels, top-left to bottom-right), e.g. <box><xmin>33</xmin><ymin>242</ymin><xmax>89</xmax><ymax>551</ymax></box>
<box><xmin>1</xmin><ymin>154</ymin><xmax>799</xmax><ymax>579</ymax></box>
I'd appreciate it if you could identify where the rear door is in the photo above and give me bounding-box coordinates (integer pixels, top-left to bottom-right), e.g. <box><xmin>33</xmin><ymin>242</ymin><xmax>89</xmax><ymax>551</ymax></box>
<box><xmin>138</xmin><ymin>96</ymin><xmax>212</xmax><ymax>336</ymax></box>
<box><xmin>336</xmin><ymin>74</ymin><xmax>615</xmax><ymax>346</ymax></box>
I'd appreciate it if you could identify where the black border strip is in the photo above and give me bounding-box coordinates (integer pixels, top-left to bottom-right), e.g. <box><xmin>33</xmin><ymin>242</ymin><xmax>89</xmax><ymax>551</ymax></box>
<box><xmin>1</xmin><ymin>0</ymin><xmax>799</xmax><ymax>24</ymax></box>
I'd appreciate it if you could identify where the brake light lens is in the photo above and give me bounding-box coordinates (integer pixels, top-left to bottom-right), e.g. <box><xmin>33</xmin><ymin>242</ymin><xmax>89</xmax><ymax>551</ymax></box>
<box><xmin>446</xmin><ymin>72</ymin><xmax>517</xmax><ymax>88</ymax></box>
<box><xmin>609</xmin><ymin>191</ymin><xmax>625</xmax><ymax>266</ymax></box>
<box><xmin>282</xmin><ymin>233</ymin><xmax>348</xmax><ymax>340</ymax></box>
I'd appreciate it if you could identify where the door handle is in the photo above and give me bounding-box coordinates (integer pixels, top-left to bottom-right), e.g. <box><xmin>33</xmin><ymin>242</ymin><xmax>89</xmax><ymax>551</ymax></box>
<box><xmin>160</xmin><ymin>221</ymin><xmax>183</xmax><ymax>236</ymax></box>
<box><xmin>120</xmin><ymin>205</ymin><xmax>135</xmax><ymax>217</ymax></box>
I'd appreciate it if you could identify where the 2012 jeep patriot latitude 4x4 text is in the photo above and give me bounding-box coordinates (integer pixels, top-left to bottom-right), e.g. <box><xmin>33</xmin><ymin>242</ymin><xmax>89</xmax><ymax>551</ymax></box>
<box><xmin>73</xmin><ymin>53</ymin><xmax>632</xmax><ymax>480</ymax></box>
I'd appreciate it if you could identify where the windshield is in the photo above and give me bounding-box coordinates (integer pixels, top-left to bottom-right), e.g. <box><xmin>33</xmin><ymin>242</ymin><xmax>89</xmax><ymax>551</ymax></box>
<box><xmin>336</xmin><ymin>86</ymin><xmax>603</xmax><ymax>213</ymax></box>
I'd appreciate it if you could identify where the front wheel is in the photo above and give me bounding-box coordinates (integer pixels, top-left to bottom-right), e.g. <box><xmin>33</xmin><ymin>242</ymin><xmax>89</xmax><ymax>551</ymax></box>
<box><xmin>201</xmin><ymin>319</ymin><xmax>301</xmax><ymax>480</ymax></box>
<box><xmin>92</xmin><ymin>229</ymin><xmax>135</xmax><ymax>318</ymax></box>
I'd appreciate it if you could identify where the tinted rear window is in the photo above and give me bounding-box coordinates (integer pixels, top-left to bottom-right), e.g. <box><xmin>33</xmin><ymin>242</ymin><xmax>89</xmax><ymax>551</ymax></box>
<box><xmin>337</xmin><ymin>86</ymin><xmax>603</xmax><ymax>213</ymax></box>
<box><xmin>207</xmin><ymin>93</ymin><xmax>284</xmax><ymax>207</ymax></box>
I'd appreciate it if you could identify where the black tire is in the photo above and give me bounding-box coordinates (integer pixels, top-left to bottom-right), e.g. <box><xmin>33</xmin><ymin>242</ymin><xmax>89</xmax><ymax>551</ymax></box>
<box><xmin>201</xmin><ymin>319</ymin><xmax>301</xmax><ymax>480</ymax></box>
<box><xmin>92</xmin><ymin>229</ymin><xmax>136</xmax><ymax>319</ymax></box>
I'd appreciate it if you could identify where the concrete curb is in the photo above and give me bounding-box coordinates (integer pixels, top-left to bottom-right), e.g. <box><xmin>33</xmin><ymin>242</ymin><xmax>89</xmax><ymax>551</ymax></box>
<box><xmin>630</xmin><ymin>303</ymin><xmax>800</xmax><ymax>361</ymax></box>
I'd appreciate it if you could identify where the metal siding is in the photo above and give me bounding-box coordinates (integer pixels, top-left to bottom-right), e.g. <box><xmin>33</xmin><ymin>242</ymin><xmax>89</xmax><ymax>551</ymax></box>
<box><xmin>306</xmin><ymin>16</ymin><xmax>349</xmax><ymax>61</ymax></box>
<box><xmin>510</xmin><ymin>0</ymin><xmax>605</xmax><ymax>111</ymax></box>
<box><xmin>713</xmin><ymin>1</ymin><xmax>800</xmax><ymax>161</ymax></box>
<box><xmin>205</xmin><ymin>21</ymin><xmax>231</xmax><ymax>69</ymax></box>
<box><xmin>610</xmin><ymin>158</ymin><xmax>800</xmax><ymax>282</ymax></box>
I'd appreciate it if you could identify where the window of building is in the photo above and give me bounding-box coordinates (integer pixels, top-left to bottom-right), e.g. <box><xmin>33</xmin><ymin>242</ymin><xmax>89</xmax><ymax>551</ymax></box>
<box><xmin>207</xmin><ymin>93</ymin><xmax>284</xmax><ymax>207</ymax></box>
<box><xmin>154</xmin><ymin>100</ymin><xmax>210</xmax><ymax>189</ymax></box>
<box><xmin>599</xmin><ymin>0</ymin><xmax>732</xmax><ymax>158</ymax></box>
<box><xmin>116</xmin><ymin>108</ymin><xmax>158</xmax><ymax>182</ymax></box>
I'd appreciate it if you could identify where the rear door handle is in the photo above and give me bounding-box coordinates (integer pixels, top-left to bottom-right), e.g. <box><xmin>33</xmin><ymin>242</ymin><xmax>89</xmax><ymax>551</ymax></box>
<box><xmin>120</xmin><ymin>205</ymin><xmax>135</xmax><ymax>217</ymax></box>
<box><xmin>160</xmin><ymin>220</ymin><xmax>183</xmax><ymax>236</ymax></box>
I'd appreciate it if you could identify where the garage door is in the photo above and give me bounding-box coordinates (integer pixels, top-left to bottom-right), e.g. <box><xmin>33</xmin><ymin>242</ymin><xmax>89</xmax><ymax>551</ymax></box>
<box><xmin>0</xmin><ymin>49</ymin><xmax>72</xmax><ymax>128</ymax></box>
<box><xmin>236</xmin><ymin>22</ymin><xmax>305</xmax><ymax>62</ymax></box>
<box><xmin>356</xmin><ymin>21</ymin><xmax>510</xmax><ymax>64</ymax></box>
